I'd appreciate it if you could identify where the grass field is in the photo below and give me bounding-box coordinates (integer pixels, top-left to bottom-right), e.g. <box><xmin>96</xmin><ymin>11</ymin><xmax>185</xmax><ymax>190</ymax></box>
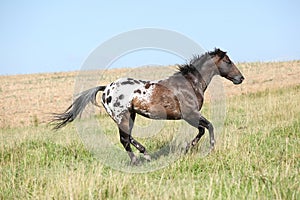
<box><xmin>1</xmin><ymin>61</ymin><xmax>300</xmax><ymax>199</ymax></box>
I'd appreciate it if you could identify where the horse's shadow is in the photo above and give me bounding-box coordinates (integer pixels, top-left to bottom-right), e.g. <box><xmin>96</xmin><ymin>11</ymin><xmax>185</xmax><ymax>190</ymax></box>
<box><xmin>136</xmin><ymin>136</ymin><xmax>211</xmax><ymax>165</ymax></box>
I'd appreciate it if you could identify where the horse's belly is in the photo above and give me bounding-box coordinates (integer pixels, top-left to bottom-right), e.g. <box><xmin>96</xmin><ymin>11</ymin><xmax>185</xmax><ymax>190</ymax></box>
<box><xmin>131</xmin><ymin>83</ymin><xmax>182</xmax><ymax>120</ymax></box>
<box><xmin>135</xmin><ymin>104</ymin><xmax>182</xmax><ymax>120</ymax></box>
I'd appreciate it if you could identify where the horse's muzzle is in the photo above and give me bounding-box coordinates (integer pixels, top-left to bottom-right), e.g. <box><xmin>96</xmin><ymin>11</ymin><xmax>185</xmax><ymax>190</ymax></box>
<box><xmin>233</xmin><ymin>75</ymin><xmax>245</xmax><ymax>84</ymax></box>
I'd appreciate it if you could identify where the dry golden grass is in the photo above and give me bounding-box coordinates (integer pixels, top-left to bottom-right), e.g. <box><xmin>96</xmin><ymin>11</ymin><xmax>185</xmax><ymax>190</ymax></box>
<box><xmin>1</xmin><ymin>61</ymin><xmax>299</xmax><ymax>199</ymax></box>
<box><xmin>1</xmin><ymin>83</ymin><xmax>299</xmax><ymax>199</ymax></box>
<box><xmin>0</xmin><ymin>61</ymin><xmax>299</xmax><ymax>128</ymax></box>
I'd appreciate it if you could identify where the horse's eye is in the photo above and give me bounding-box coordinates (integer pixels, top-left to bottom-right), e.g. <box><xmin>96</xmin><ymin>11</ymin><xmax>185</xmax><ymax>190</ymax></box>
<box><xmin>223</xmin><ymin>59</ymin><xmax>232</xmax><ymax>64</ymax></box>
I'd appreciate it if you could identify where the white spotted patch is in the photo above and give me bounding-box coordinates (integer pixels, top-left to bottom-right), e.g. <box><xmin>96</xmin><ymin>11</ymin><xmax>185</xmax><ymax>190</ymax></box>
<box><xmin>132</xmin><ymin>82</ymin><xmax>156</xmax><ymax>102</ymax></box>
<box><xmin>101</xmin><ymin>77</ymin><xmax>156</xmax><ymax>124</ymax></box>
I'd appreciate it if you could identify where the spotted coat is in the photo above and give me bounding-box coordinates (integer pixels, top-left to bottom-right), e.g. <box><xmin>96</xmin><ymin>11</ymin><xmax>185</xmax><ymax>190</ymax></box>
<box><xmin>101</xmin><ymin>78</ymin><xmax>149</xmax><ymax>123</ymax></box>
<box><xmin>101</xmin><ymin>77</ymin><xmax>183</xmax><ymax>124</ymax></box>
<box><xmin>52</xmin><ymin>48</ymin><xmax>245</xmax><ymax>164</ymax></box>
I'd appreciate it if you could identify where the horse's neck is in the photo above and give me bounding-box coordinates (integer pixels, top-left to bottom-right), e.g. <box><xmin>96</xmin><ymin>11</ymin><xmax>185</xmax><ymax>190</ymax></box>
<box><xmin>198</xmin><ymin>64</ymin><xmax>218</xmax><ymax>92</ymax></box>
<box><xmin>191</xmin><ymin>57</ymin><xmax>219</xmax><ymax>92</ymax></box>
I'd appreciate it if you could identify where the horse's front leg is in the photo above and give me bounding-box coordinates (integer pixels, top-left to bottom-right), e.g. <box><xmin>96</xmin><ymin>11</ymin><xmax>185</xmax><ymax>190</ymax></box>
<box><xmin>198</xmin><ymin>115</ymin><xmax>215</xmax><ymax>150</ymax></box>
<box><xmin>184</xmin><ymin>114</ymin><xmax>215</xmax><ymax>152</ymax></box>
<box><xmin>185</xmin><ymin>127</ymin><xmax>205</xmax><ymax>153</ymax></box>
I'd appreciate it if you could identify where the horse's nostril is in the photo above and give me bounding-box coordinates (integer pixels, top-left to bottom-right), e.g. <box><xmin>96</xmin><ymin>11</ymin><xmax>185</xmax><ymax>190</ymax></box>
<box><xmin>241</xmin><ymin>76</ymin><xmax>245</xmax><ymax>81</ymax></box>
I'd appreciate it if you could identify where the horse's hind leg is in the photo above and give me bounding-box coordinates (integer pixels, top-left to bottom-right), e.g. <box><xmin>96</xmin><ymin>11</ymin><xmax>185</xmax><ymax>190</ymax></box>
<box><xmin>119</xmin><ymin>127</ymin><xmax>138</xmax><ymax>165</ymax></box>
<box><xmin>118</xmin><ymin>112</ymin><xmax>150</xmax><ymax>164</ymax></box>
<box><xmin>129</xmin><ymin>136</ymin><xmax>151</xmax><ymax>161</ymax></box>
<box><xmin>128</xmin><ymin>112</ymin><xmax>151</xmax><ymax>161</ymax></box>
<box><xmin>118</xmin><ymin>112</ymin><xmax>139</xmax><ymax>165</ymax></box>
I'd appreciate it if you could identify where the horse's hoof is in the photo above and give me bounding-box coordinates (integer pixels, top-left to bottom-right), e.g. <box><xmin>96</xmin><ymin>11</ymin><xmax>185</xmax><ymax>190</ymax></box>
<box><xmin>144</xmin><ymin>154</ymin><xmax>151</xmax><ymax>161</ymax></box>
<box><xmin>185</xmin><ymin>143</ymin><xmax>191</xmax><ymax>154</ymax></box>
<box><xmin>130</xmin><ymin>157</ymin><xmax>139</xmax><ymax>165</ymax></box>
<box><xmin>209</xmin><ymin>146</ymin><xmax>215</xmax><ymax>153</ymax></box>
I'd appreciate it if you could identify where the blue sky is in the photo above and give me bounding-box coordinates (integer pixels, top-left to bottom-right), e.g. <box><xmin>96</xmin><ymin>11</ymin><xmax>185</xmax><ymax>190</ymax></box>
<box><xmin>1</xmin><ymin>1</ymin><xmax>299</xmax><ymax>75</ymax></box>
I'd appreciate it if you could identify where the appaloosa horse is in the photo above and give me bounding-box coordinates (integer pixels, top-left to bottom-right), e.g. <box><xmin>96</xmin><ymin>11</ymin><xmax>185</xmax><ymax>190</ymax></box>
<box><xmin>52</xmin><ymin>48</ymin><xmax>244</xmax><ymax>164</ymax></box>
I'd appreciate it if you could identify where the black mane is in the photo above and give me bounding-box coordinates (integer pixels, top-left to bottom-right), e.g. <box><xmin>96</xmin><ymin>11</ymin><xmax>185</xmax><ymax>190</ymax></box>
<box><xmin>176</xmin><ymin>63</ymin><xmax>197</xmax><ymax>75</ymax></box>
<box><xmin>208</xmin><ymin>48</ymin><xmax>227</xmax><ymax>58</ymax></box>
<box><xmin>176</xmin><ymin>48</ymin><xmax>226</xmax><ymax>76</ymax></box>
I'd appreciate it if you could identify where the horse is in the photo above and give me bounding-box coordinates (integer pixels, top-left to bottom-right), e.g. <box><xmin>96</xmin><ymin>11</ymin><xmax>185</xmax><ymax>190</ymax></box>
<box><xmin>52</xmin><ymin>48</ymin><xmax>244</xmax><ymax>165</ymax></box>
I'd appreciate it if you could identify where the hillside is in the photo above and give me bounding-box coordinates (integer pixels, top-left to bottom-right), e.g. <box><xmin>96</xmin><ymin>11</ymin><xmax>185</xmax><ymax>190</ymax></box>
<box><xmin>1</xmin><ymin>61</ymin><xmax>299</xmax><ymax>128</ymax></box>
<box><xmin>1</xmin><ymin>61</ymin><xmax>300</xmax><ymax>199</ymax></box>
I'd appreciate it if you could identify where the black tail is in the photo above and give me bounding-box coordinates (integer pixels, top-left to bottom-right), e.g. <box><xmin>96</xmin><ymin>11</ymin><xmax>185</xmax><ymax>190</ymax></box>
<box><xmin>51</xmin><ymin>86</ymin><xmax>106</xmax><ymax>129</ymax></box>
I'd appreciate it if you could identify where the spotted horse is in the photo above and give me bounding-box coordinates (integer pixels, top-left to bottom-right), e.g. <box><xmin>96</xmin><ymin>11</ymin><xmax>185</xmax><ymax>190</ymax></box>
<box><xmin>52</xmin><ymin>48</ymin><xmax>245</xmax><ymax>165</ymax></box>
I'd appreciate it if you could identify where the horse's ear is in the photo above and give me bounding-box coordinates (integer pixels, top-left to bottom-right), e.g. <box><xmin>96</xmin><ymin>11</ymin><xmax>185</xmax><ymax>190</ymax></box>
<box><xmin>215</xmin><ymin>48</ymin><xmax>226</xmax><ymax>59</ymax></box>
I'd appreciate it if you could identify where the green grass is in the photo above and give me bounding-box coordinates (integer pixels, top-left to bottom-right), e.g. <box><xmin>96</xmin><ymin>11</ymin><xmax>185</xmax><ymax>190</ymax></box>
<box><xmin>1</xmin><ymin>85</ymin><xmax>299</xmax><ymax>199</ymax></box>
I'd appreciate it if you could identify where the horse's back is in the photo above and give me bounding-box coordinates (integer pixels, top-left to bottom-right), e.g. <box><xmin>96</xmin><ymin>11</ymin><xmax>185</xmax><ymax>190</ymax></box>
<box><xmin>101</xmin><ymin>76</ymin><xmax>199</xmax><ymax>123</ymax></box>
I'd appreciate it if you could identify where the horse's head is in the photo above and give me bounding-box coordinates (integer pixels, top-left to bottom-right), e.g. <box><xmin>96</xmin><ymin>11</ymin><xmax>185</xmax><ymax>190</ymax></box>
<box><xmin>211</xmin><ymin>49</ymin><xmax>244</xmax><ymax>84</ymax></box>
